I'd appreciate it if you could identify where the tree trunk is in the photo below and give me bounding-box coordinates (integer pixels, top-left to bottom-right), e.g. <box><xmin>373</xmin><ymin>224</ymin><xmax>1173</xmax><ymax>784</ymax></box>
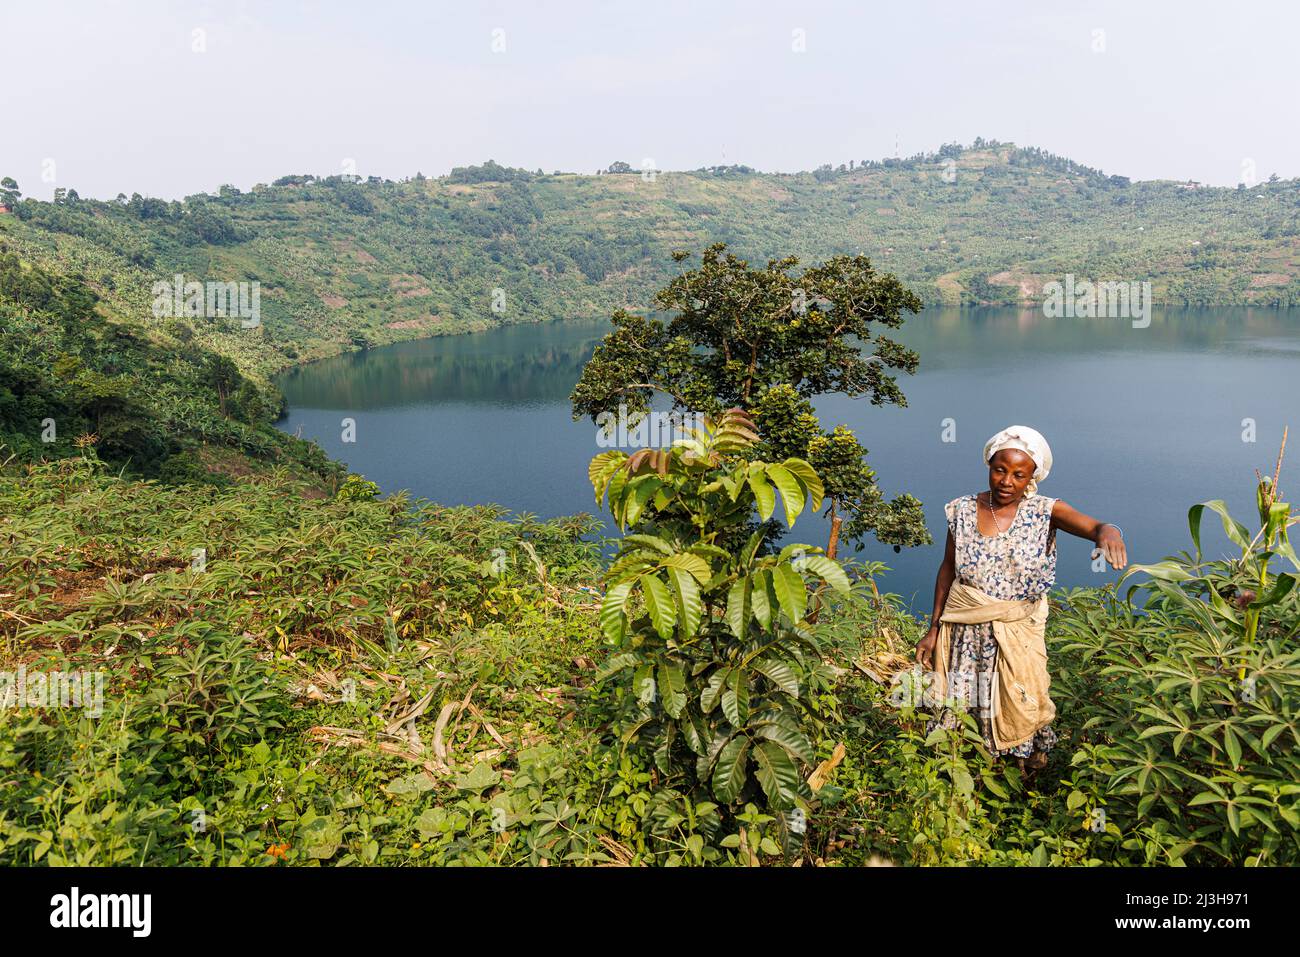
<box><xmin>810</xmin><ymin>506</ymin><xmax>843</xmax><ymax>625</ymax></box>
<box><xmin>826</xmin><ymin>511</ymin><xmax>843</xmax><ymax>561</ymax></box>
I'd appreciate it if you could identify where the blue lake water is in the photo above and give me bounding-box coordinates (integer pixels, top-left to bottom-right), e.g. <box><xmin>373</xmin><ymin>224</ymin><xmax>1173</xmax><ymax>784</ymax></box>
<box><xmin>275</xmin><ymin>307</ymin><xmax>1300</xmax><ymax>611</ymax></box>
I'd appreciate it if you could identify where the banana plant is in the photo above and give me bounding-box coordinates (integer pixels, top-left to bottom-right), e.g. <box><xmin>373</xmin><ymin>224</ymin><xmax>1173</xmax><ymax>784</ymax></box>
<box><xmin>588</xmin><ymin>408</ymin><xmax>850</xmax><ymax>813</ymax></box>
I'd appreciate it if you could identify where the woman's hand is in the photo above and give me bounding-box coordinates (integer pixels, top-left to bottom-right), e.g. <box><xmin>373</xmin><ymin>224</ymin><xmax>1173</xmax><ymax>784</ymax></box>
<box><xmin>1093</xmin><ymin>524</ymin><xmax>1127</xmax><ymax>570</ymax></box>
<box><xmin>916</xmin><ymin>626</ymin><xmax>939</xmax><ymax>670</ymax></box>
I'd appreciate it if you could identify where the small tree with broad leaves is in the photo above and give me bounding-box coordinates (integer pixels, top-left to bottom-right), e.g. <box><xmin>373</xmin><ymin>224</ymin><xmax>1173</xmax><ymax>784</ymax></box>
<box><xmin>571</xmin><ymin>243</ymin><xmax>931</xmax><ymax>559</ymax></box>
<box><xmin>588</xmin><ymin>408</ymin><xmax>850</xmax><ymax>848</ymax></box>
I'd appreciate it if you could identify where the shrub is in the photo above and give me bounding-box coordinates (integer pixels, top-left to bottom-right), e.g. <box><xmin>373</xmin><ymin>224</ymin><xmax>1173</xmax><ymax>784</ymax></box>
<box><xmin>1051</xmin><ymin>472</ymin><xmax>1300</xmax><ymax>865</ymax></box>
<box><xmin>587</xmin><ymin>408</ymin><xmax>850</xmax><ymax>838</ymax></box>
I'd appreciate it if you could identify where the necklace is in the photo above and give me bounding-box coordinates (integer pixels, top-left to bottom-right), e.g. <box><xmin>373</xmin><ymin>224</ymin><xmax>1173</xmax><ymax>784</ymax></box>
<box><xmin>983</xmin><ymin>492</ymin><xmax>1019</xmax><ymax>534</ymax></box>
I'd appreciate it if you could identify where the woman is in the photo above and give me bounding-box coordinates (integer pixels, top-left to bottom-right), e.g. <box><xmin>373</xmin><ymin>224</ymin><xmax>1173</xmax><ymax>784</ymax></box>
<box><xmin>914</xmin><ymin>425</ymin><xmax>1127</xmax><ymax>773</ymax></box>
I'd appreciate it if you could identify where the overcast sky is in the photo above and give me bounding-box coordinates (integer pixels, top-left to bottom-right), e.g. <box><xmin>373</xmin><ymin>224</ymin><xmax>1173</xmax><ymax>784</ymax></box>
<box><xmin>3</xmin><ymin>0</ymin><xmax>1295</xmax><ymax>200</ymax></box>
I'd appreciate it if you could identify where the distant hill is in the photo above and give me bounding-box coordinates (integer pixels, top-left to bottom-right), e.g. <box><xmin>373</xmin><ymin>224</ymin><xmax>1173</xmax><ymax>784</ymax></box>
<box><xmin>2</xmin><ymin>138</ymin><xmax>1299</xmax><ymax>482</ymax></box>
<box><xmin>3</xmin><ymin>141</ymin><xmax>1298</xmax><ymax>382</ymax></box>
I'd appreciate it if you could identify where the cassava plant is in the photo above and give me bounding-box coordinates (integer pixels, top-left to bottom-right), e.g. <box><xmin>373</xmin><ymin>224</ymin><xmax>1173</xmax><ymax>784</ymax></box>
<box><xmin>1120</xmin><ymin>432</ymin><xmax>1300</xmax><ymax>659</ymax></box>
<box><xmin>587</xmin><ymin>407</ymin><xmax>850</xmax><ymax>824</ymax></box>
<box><xmin>1049</xmin><ymin>438</ymin><xmax>1300</xmax><ymax>864</ymax></box>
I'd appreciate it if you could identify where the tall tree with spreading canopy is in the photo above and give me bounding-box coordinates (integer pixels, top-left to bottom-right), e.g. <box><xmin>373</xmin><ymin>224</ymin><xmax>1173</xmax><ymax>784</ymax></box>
<box><xmin>571</xmin><ymin>243</ymin><xmax>931</xmax><ymax>558</ymax></box>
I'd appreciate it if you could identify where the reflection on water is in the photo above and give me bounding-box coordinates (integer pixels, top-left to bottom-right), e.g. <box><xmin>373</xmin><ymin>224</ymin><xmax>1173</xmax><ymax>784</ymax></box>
<box><xmin>277</xmin><ymin>319</ymin><xmax>610</xmax><ymax>409</ymax></box>
<box><xmin>276</xmin><ymin>308</ymin><xmax>1300</xmax><ymax>610</ymax></box>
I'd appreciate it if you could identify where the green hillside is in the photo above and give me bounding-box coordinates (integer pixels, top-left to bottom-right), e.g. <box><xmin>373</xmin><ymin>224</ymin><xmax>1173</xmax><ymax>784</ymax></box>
<box><xmin>3</xmin><ymin>140</ymin><xmax>1299</xmax><ymax>393</ymax></box>
<box><xmin>3</xmin><ymin>143</ymin><xmax>1298</xmax><ymax>868</ymax></box>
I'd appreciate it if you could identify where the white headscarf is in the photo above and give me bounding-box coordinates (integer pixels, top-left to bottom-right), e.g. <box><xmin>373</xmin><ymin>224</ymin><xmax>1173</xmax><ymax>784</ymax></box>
<box><xmin>983</xmin><ymin>425</ymin><xmax>1052</xmax><ymax>497</ymax></box>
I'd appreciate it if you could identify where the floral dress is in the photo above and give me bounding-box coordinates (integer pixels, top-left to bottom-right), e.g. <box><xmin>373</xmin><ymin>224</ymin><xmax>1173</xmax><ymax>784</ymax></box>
<box><xmin>925</xmin><ymin>493</ymin><xmax>1059</xmax><ymax>758</ymax></box>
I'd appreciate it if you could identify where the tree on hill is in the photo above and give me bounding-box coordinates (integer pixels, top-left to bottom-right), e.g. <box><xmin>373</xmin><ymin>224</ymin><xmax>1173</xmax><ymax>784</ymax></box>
<box><xmin>571</xmin><ymin>243</ymin><xmax>931</xmax><ymax>558</ymax></box>
<box><xmin>447</xmin><ymin>160</ymin><xmax>530</xmax><ymax>184</ymax></box>
<box><xmin>203</xmin><ymin>355</ymin><xmax>242</xmax><ymax>417</ymax></box>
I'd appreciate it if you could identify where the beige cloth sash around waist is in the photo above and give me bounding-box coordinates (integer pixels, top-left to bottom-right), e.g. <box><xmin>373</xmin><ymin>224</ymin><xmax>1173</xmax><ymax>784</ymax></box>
<box><xmin>928</xmin><ymin>581</ymin><xmax>1056</xmax><ymax>751</ymax></box>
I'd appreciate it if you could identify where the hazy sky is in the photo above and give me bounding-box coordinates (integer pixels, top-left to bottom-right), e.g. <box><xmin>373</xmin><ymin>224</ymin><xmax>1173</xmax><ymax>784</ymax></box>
<box><xmin>3</xmin><ymin>0</ymin><xmax>1295</xmax><ymax>200</ymax></box>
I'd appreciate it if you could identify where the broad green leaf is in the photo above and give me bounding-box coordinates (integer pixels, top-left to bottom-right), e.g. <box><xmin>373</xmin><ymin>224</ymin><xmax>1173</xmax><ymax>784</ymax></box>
<box><xmin>588</xmin><ymin>450</ymin><xmax>627</xmax><ymax>503</ymax></box>
<box><xmin>606</xmin><ymin>468</ymin><xmax>627</xmax><ymax>519</ymax></box>
<box><xmin>747</xmin><ymin>471</ymin><xmax>776</xmax><ymax>522</ymax></box>
<box><xmin>726</xmin><ymin>577</ymin><xmax>751</xmax><ymax>640</ymax></box>
<box><xmin>753</xmin><ymin>741</ymin><xmax>802</xmax><ymax>809</ymax></box>
<box><xmin>951</xmin><ymin>767</ymin><xmax>974</xmax><ymax>795</ymax></box>
<box><xmin>622</xmin><ymin>476</ymin><xmax>663</xmax><ymax>528</ymax></box>
<box><xmin>453</xmin><ymin>762</ymin><xmax>500</xmax><ymax>792</ymax></box>
<box><xmin>662</xmin><ymin>551</ymin><xmax>711</xmax><ymax>584</ymax></box>
<box><xmin>599</xmin><ymin>580</ymin><xmax>633</xmax><ymax>643</ymax></box>
<box><xmin>781</xmin><ymin>458</ymin><xmax>825</xmax><ymax>512</ymax></box>
<box><xmin>1189</xmin><ymin>500</ymin><xmax>1251</xmax><ymax>558</ymax></box>
<box><xmin>750</xmin><ymin>570</ymin><xmax>773</xmax><ymax>631</ymax></box>
<box><xmin>384</xmin><ymin>771</ymin><xmax>438</xmax><ymax>798</ymax></box>
<box><xmin>749</xmin><ymin>716</ymin><xmax>814</xmax><ymax>764</ymax></box>
<box><xmin>982</xmin><ymin>772</ymin><xmax>1010</xmax><ymax>800</ymax></box>
<box><xmin>752</xmin><ymin>657</ymin><xmax>800</xmax><ymax>698</ymax></box>
<box><xmin>771</xmin><ymin>561</ymin><xmax>807</xmax><ymax>623</ymax></box>
<box><xmin>681</xmin><ymin>713</ymin><xmax>709</xmax><ymax>756</ymax></box>
<box><xmin>653</xmin><ymin>724</ymin><xmax>675</xmax><ymax>775</ymax></box>
<box><xmin>641</xmin><ymin>572</ymin><xmax>676</xmax><ymax>641</ymax></box>
<box><xmin>594</xmin><ymin>651</ymin><xmax>637</xmax><ymax>682</ymax></box>
<box><xmin>658</xmin><ymin>660</ymin><xmax>687</xmax><ymax>718</ymax></box>
<box><xmin>800</xmin><ymin>554</ymin><xmax>850</xmax><ymax>593</ymax></box>
<box><xmin>685</xmin><ymin>834</ymin><xmax>704</xmax><ymax>861</ymax></box>
<box><xmin>721</xmin><ymin>668</ymin><xmax>750</xmax><ymax>726</ymax></box>
<box><xmin>621</xmin><ymin>533</ymin><xmax>674</xmax><ymax>555</ymax></box>
<box><xmin>1223</xmin><ymin>724</ymin><xmax>1242</xmax><ymax>767</ymax></box>
<box><xmin>741</xmin><ymin>528</ymin><xmax>766</xmax><ymax>567</ymax></box>
<box><xmin>1119</xmin><ymin>561</ymin><xmax>1195</xmax><ymax>587</ymax></box>
<box><xmin>700</xmin><ymin>668</ymin><xmax>730</xmax><ymax>713</ymax></box>
<box><xmin>764</xmin><ymin>463</ymin><xmax>805</xmax><ymax>526</ymax></box>
<box><xmin>632</xmin><ymin>663</ymin><xmax>656</xmax><ymax>708</ymax></box>
<box><xmin>712</xmin><ymin>736</ymin><xmax>752</xmax><ymax>803</ymax></box>
<box><xmin>667</xmin><ymin>566</ymin><xmax>702</xmax><ymax>638</ymax></box>
<box><xmin>687</xmin><ymin>543</ymin><xmax>732</xmax><ymax>562</ymax></box>
<box><xmin>605</xmin><ymin>553</ymin><xmax>657</xmax><ymax>582</ymax></box>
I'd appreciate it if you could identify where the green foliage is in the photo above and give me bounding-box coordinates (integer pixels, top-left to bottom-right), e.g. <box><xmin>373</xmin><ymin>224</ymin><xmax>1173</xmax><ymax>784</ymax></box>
<box><xmin>573</xmin><ymin>245</ymin><xmax>932</xmax><ymax>553</ymax></box>
<box><xmin>5</xmin><ymin>141</ymin><xmax>1298</xmax><ymax>404</ymax></box>
<box><xmin>3</xmin><ymin>142</ymin><xmax>1298</xmax><ymax>866</ymax></box>
<box><xmin>588</xmin><ymin>408</ymin><xmax>850</xmax><ymax>830</ymax></box>
<box><xmin>337</xmin><ymin>474</ymin><xmax>381</xmax><ymax>502</ymax></box>
<box><xmin>0</xmin><ymin>455</ymin><xmax>627</xmax><ymax>866</ymax></box>
<box><xmin>1</xmin><ymin>449</ymin><xmax>1295</xmax><ymax>865</ymax></box>
<box><xmin>0</xmin><ymin>248</ymin><xmax>336</xmax><ymax>484</ymax></box>
<box><xmin>572</xmin><ymin>242</ymin><xmax>922</xmax><ymax>418</ymax></box>
<box><xmin>756</xmin><ymin>388</ymin><xmax>931</xmax><ymax>551</ymax></box>
<box><xmin>1045</xmin><ymin>476</ymin><xmax>1300</xmax><ymax>865</ymax></box>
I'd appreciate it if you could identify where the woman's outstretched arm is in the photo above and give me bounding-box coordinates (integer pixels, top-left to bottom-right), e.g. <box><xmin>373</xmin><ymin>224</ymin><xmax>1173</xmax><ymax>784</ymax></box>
<box><xmin>1051</xmin><ymin>500</ymin><xmax>1127</xmax><ymax>570</ymax></box>
<box><xmin>916</xmin><ymin>529</ymin><xmax>956</xmax><ymax>669</ymax></box>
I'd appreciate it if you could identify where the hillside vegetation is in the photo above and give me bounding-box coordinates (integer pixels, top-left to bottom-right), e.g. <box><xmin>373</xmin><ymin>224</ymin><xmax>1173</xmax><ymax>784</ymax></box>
<box><xmin>1</xmin><ymin>143</ymin><xmax>1297</xmax><ymax>867</ymax></box>
<box><xmin>2</xmin><ymin>451</ymin><xmax>1295</xmax><ymax>866</ymax></box>
<box><xmin>3</xmin><ymin>140</ymin><xmax>1298</xmax><ymax>392</ymax></box>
